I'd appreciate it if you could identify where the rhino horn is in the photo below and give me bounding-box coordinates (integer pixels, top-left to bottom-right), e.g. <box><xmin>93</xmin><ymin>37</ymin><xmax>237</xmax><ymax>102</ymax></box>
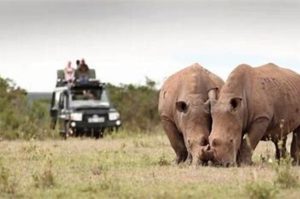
<box><xmin>208</xmin><ymin>88</ymin><xmax>218</xmax><ymax>101</ymax></box>
<box><xmin>201</xmin><ymin>144</ymin><xmax>214</xmax><ymax>161</ymax></box>
<box><xmin>204</xmin><ymin>88</ymin><xmax>218</xmax><ymax>111</ymax></box>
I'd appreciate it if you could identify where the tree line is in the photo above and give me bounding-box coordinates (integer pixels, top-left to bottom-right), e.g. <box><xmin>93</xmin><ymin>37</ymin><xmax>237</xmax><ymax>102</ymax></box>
<box><xmin>0</xmin><ymin>76</ymin><xmax>160</xmax><ymax>140</ymax></box>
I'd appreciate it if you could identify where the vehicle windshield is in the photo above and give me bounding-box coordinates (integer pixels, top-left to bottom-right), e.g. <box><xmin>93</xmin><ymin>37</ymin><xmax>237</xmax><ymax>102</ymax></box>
<box><xmin>70</xmin><ymin>87</ymin><xmax>110</xmax><ymax>107</ymax></box>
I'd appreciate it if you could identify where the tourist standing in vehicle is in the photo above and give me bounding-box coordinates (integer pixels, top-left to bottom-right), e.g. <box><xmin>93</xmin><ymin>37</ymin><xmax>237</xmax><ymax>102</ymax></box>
<box><xmin>80</xmin><ymin>59</ymin><xmax>89</xmax><ymax>71</ymax></box>
<box><xmin>77</xmin><ymin>59</ymin><xmax>90</xmax><ymax>83</ymax></box>
<box><xmin>76</xmin><ymin>60</ymin><xmax>81</xmax><ymax>70</ymax></box>
<box><xmin>64</xmin><ymin>61</ymin><xmax>75</xmax><ymax>83</ymax></box>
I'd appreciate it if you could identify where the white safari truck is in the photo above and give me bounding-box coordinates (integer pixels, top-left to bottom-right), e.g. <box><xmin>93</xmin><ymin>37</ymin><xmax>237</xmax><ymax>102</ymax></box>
<box><xmin>50</xmin><ymin>69</ymin><xmax>121</xmax><ymax>138</ymax></box>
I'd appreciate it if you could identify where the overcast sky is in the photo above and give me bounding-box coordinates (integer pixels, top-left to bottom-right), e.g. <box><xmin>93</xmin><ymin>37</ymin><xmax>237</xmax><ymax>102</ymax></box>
<box><xmin>0</xmin><ymin>0</ymin><xmax>300</xmax><ymax>92</ymax></box>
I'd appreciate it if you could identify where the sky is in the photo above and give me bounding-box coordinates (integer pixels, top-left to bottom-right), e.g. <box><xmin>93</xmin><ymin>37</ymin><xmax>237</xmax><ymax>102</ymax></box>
<box><xmin>0</xmin><ymin>0</ymin><xmax>300</xmax><ymax>92</ymax></box>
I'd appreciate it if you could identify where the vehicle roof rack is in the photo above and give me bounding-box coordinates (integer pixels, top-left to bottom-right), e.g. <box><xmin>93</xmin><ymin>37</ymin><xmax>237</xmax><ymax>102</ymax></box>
<box><xmin>56</xmin><ymin>69</ymin><xmax>99</xmax><ymax>88</ymax></box>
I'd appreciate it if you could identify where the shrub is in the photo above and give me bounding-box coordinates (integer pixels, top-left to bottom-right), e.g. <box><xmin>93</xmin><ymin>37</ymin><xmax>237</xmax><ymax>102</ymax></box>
<box><xmin>0</xmin><ymin>76</ymin><xmax>55</xmax><ymax>140</ymax></box>
<box><xmin>245</xmin><ymin>181</ymin><xmax>278</xmax><ymax>199</ymax></box>
<box><xmin>0</xmin><ymin>160</ymin><xmax>17</xmax><ymax>194</ymax></box>
<box><xmin>157</xmin><ymin>154</ymin><xmax>171</xmax><ymax>166</ymax></box>
<box><xmin>274</xmin><ymin>157</ymin><xmax>299</xmax><ymax>189</ymax></box>
<box><xmin>106</xmin><ymin>77</ymin><xmax>160</xmax><ymax>133</ymax></box>
<box><xmin>0</xmin><ymin>75</ymin><xmax>161</xmax><ymax>139</ymax></box>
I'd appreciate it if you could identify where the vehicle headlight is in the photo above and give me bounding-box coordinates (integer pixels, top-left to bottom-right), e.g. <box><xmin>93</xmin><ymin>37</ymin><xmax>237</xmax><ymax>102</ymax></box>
<box><xmin>109</xmin><ymin>112</ymin><xmax>120</xmax><ymax>121</ymax></box>
<box><xmin>70</xmin><ymin>112</ymin><xmax>82</xmax><ymax>121</ymax></box>
<box><xmin>116</xmin><ymin>120</ymin><xmax>121</xmax><ymax>126</ymax></box>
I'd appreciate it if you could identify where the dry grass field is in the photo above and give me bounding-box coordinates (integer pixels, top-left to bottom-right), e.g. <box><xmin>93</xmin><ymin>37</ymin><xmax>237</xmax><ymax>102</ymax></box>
<box><xmin>0</xmin><ymin>131</ymin><xmax>299</xmax><ymax>199</ymax></box>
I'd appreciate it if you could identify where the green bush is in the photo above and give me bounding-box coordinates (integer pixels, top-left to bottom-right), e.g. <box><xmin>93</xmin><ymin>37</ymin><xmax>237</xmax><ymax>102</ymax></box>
<box><xmin>0</xmin><ymin>76</ymin><xmax>55</xmax><ymax>140</ymax></box>
<box><xmin>0</xmin><ymin>75</ymin><xmax>161</xmax><ymax>139</ymax></box>
<box><xmin>274</xmin><ymin>157</ymin><xmax>299</xmax><ymax>189</ymax></box>
<box><xmin>106</xmin><ymin>77</ymin><xmax>160</xmax><ymax>132</ymax></box>
<box><xmin>245</xmin><ymin>181</ymin><xmax>278</xmax><ymax>199</ymax></box>
<box><xmin>157</xmin><ymin>154</ymin><xmax>171</xmax><ymax>166</ymax></box>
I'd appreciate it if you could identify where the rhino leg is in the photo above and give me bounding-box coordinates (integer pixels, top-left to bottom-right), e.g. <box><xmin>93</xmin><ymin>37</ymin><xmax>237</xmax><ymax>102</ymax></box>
<box><xmin>238</xmin><ymin>118</ymin><xmax>270</xmax><ymax>165</ymax></box>
<box><xmin>291</xmin><ymin>127</ymin><xmax>300</xmax><ymax>165</ymax></box>
<box><xmin>186</xmin><ymin>152</ymin><xmax>193</xmax><ymax>165</ymax></box>
<box><xmin>237</xmin><ymin>140</ymin><xmax>253</xmax><ymax>165</ymax></box>
<box><xmin>273</xmin><ymin>137</ymin><xmax>287</xmax><ymax>160</ymax></box>
<box><xmin>161</xmin><ymin>119</ymin><xmax>188</xmax><ymax>164</ymax></box>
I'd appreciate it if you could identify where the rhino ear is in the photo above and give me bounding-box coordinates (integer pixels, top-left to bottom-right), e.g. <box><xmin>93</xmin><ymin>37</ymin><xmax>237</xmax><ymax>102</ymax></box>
<box><xmin>230</xmin><ymin>97</ymin><xmax>242</xmax><ymax>111</ymax></box>
<box><xmin>176</xmin><ymin>101</ymin><xmax>188</xmax><ymax>113</ymax></box>
<box><xmin>203</xmin><ymin>100</ymin><xmax>211</xmax><ymax>114</ymax></box>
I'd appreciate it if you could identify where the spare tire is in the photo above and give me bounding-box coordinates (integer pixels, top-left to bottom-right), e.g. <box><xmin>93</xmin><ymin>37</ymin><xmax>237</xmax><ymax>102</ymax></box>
<box><xmin>88</xmin><ymin>69</ymin><xmax>96</xmax><ymax>78</ymax></box>
<box><xmin>57</xmin><ymin>70</ymin><xmax>64</xmax><ymax>80</ymax></box>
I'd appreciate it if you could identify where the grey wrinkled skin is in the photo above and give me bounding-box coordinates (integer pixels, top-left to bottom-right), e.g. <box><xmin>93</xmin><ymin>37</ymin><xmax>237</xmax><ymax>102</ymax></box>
<box><xmin>158</xmin><ymin>63</ymin><xmax>224</xmax><ymax>165</ymax></box>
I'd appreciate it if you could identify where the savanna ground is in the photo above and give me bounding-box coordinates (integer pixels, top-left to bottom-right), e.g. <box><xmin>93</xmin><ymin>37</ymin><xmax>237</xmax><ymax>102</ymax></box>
<box><xmin>0</xmin><ymin>130</ymin><xmax>300</xmax><ymax>199</ymax></box>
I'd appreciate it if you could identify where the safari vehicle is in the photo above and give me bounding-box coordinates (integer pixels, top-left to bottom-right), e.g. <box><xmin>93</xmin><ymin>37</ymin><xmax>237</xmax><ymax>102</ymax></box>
<box><xmin>50</xmin><ymin>69</ymin><xmax>121</xmax><ymax>138</ymax></box>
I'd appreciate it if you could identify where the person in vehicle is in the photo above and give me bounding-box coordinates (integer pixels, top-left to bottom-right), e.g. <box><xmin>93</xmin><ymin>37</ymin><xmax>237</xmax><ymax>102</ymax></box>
<box><xmin>64</xmin><ymin>61</ymin><xmax>75</xmax><ymax>83</ymax></box>
<box><xmin>76</xmin><ymin>59</ymin><xmax>90</xmax><ymax>83</ymax></box>
<box><xmin>80</xmin><ymin>59</ymin><xmax>89</xmax><ymax>70</ymax></box>
<box><xmin>76</xmin><ymin>60</ymin><xmax>81</xmax><ymax>70</ymax></box>
<box><xmin>83</xmin><ymin>90</ymin><xmax>96</xmax><ymax>100</ymax></box>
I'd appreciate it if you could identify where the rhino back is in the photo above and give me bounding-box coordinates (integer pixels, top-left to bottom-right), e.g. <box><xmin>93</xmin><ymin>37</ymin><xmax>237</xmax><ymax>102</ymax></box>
<box><xmin>254</xmin><ymin>64</ymin><xmax>300</xmax><ymax>130</ymax></box>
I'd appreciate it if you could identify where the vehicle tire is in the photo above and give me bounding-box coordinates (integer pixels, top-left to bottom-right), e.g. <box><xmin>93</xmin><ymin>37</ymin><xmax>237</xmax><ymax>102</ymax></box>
<box><xmin>74</xmin><ymin>128</ymin><xmax>79</xmax><ymax>137</ymax></box>
<box><xmin>94</xmin><ymin>129</ymin><xmax>104</xmax><ymax>139</ymax></box>
<box><xmin>88</xmin><ymin>69</ymin><xmax>96</xmax><ymax>78</ymax></box>
<box><xmin>57</xmin><ymin>70</ymin><xmax>64</xmax><ymax>80</ymax></box>
<box><xmin>94</xmin><ymin>131</ymin><xmax>99</xmax><ymax>139</ymax></box>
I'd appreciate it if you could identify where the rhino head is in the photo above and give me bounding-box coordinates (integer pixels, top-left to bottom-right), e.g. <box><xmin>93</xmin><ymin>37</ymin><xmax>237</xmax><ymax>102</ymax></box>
<box><xmin>176</xmin><ymin>89</ymin><xmax>218</xmax><ymax>165</ymax></box>
<box><xmin>204</xmin><ymin>94</ymin><xmax>244</xmax><ymax>166</ymax></box>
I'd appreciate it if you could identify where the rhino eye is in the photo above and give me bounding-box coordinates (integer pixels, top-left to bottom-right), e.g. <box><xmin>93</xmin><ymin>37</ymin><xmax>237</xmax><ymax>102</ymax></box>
<box><xmin>176</xmin><ymin>101</ymin><xmax>188</xmax><ymax>113</ymax></box>
<box><xmin>230</xmin><ymin>97</ymin><xmax>242</xmax><ymax>111</ymax></box>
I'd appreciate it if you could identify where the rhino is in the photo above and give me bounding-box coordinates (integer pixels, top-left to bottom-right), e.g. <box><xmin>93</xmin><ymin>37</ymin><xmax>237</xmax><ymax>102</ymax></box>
<box><xmin>158</xmin><ymin>63</ymin><xmax>224</xmax><ymax>164</ymax></box>
<box><xmin>205</xmin><ymin>63</ymin><xmax>300</xmax><ymax>166</ymax></box>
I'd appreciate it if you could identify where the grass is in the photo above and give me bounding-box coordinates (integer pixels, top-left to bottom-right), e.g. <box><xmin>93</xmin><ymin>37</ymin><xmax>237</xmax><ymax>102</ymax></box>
<box><xmin>0</xmin><ymin>130</ymin><xmax>299</xmax><ymax>198</ymax></box>
<box><xmin>245</xmin><ymin>181</ymin><xmax>278</xmax><ymax>199</ymax></box>
<box><xmin>273</xmin><ymin>157</ymin><xmax>299</xmax><ymax>189</ymax></box>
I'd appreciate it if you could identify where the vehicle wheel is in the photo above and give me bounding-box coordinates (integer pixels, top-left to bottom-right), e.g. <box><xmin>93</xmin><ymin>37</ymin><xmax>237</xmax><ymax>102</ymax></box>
<box><xmin>94</xmin><ymin>131</ymin><xmax>99</xmax><ymax>139</ymax></box>
<box><xmin>59</xmin><ymin>132</ymin><xmax>66</xmax><ymax>139</ymax></box>
<box><xmin>95</xmin><ymin>129</ymin><xmax>104</xmax><ymax>139</ymax></box>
